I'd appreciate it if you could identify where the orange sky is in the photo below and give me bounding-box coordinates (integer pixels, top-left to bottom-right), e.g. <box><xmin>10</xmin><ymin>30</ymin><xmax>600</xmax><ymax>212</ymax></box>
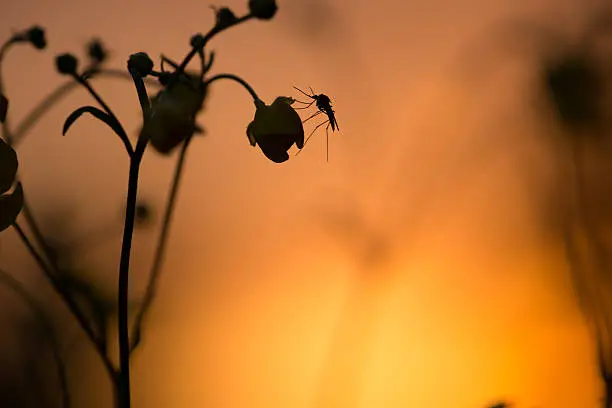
<box><xmin>0</xmin><ymin>0</ymin><xmax>609</xmax><ymax>407</ymax></box>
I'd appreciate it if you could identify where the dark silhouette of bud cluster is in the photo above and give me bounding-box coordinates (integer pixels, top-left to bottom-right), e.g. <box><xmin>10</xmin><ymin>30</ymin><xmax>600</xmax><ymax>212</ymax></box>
<box><xmin>0</xmin><ymin>1</ymin><xmax>333</xmax><ymax>408</ymax></box>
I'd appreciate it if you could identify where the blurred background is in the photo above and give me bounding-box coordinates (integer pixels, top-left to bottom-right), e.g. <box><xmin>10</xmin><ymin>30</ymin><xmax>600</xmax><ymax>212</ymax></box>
<box><xmin>0</xmin><ymin>0</ymin><xmax>609</xmax><ymax>407</ymax></box>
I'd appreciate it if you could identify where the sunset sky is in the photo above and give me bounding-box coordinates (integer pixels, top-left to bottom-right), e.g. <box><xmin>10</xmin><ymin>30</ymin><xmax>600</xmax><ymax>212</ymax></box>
<box><xmin>0</xmin><ymin>0</ymin><xmax>610</xmax><ymax>407</ymax></box>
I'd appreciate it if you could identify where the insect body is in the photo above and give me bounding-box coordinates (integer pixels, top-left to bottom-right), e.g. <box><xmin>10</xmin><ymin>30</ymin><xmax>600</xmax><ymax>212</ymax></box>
<box><xmin>293</xmin><ymin>86</ymin><xmax>339</xmax><ymax>161</ymax></box>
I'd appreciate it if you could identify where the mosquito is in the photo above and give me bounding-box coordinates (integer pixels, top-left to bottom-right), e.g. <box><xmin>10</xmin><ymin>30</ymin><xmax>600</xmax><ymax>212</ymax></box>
<box><xmin>293</xmin><ymin>86</ymin><xmax>339</xmax><ymax>161</ymax></box>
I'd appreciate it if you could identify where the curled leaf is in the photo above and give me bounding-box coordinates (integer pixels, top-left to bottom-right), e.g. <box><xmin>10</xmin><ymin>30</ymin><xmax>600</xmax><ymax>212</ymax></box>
<box><xmin>62</xmin><ymin>105</ymin><xmax>123</xmax><ymax>138</ymax></box>
<box><xmin>0</xmin><ymin>182</ymin><xmax>24</xmax><ymax>232</ymax></box>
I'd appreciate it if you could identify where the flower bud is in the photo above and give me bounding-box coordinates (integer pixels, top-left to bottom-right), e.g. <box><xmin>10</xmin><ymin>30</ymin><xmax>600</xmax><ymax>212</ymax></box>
<box><xmin>87</xmin><ymin>38</ymin><xmax>107</xmax><ymax>63</ymax></box>
<box><xmin>127</xmin><ymin>52</ymin><xmax>154</xmax><ymax>77</ymax></box>
<box><xmin>248</xmin><ymin>0</ymin><xmax>277</xmax><ymax>20</ymax></box>
<box><xmin>247</xmin><ymin>96</ymin><xmax>303</xmax><ymax>163</ymax></box>
<box><xmin>211</xmin><ymin>6</ymin><xmax>238</xmax><ymax>29</ymax></box>
<box><xmin>55</xmin><ymin>53</ymin><xmax>79</xmax><ymax>75</ymax></box>
<box><xmin>190</xmin><ymin>33</ymin><xmax>206</xmax><ymax>49</ymax></box>
<box><xmin>26</xmin><ymin>26</ymin><xmax>46</xmax><ymax>49</ymax></box>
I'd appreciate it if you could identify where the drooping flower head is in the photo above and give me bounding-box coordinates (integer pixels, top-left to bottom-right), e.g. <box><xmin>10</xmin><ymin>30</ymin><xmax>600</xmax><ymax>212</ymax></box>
<box><xmin>247</xmin><ymin>97</ymin><xmax>304</xmax><ymax>163</ymax></box>
<box><xmin>141</xmin><ymin>74</ymin><xmax>208</xmax><ymax>155</ymax></box>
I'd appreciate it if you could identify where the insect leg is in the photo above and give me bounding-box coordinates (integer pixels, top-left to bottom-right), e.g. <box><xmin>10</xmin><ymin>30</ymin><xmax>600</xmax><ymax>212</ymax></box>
<box><xmin>293</xmin><ymin>86</ymin><xmax>315</xmax><ymax>99</ymax></box>
<box><xmin>294</xmin><ymin>100</ymin><xmax>316</xmax><ymax>110</ymax></box>
<box><xmin>294</xmin><ymin>119</ymin><xmax>330</xmax><ymax>157</ymax></box>
<box><xmin>293</xmin><ymin>97</ymin><xmax>313</xmax><ymax>104</ymax></box>
<box><xmin>302</xmin><ymin>110</ymin><xmax>323</xmax><ymax>124</ymax></box>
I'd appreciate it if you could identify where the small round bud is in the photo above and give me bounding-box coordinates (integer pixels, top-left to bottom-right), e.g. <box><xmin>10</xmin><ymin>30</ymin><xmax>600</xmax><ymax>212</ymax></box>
<box><xmin>190</xmin><ymin>33</ymin><xmax>206</xmax><ymax>49</ymax></box>
<box><xmin>87</xmin><ymin>39</ymin><xmax>107</xmax><ymax>63</ymax></box>
<box><xmin>248</xmin><ymin>0</ymin><xmax>277</xmax><ymax>20</ymax></box>
<box><xmin>55</xmin><ymin>53</ymin><xmax>79</xmax><ymax>75</ymax></box>
<box><xmin>211</xmin><ymin>6</ymin><xmax>238</xmax><ymax>29</ymax></box>
<box><xmin>26</xmin><ymin>26</ymin><xmax>46</xmax><ymax>49</ymax></box>
<box><xmin>127</xmin><ymin>52</ymin><xmax>154</xmax><ymax>77</ymax></box>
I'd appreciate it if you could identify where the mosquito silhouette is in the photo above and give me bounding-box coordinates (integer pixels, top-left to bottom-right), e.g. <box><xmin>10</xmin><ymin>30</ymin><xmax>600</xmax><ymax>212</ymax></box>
<box><xmin>293</xmin><ymin>86</ymin><xmax>339</xmax><ymax>161</ymax></box>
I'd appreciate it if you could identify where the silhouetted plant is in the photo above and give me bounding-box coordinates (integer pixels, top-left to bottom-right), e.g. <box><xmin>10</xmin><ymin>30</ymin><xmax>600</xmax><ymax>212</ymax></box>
<box><xmin>459</xmin><ymin>7</ymin><xmax>612</xmax><ymax>407</ymax></box>
<box><xmin>0</xmin><ymin>1</ymin><xmax>319</xmax><ymax>407</ymax></box>
<box><xmin>486</xmin><ymin>401</ymin><xmax>512</xmax><ymax>408</ymax></box>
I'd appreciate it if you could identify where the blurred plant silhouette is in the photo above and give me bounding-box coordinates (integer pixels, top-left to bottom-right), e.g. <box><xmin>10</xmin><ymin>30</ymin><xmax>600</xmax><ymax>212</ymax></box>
<box><xmin>0</xmin><ymin>1</ymin><xmax>321</xmax><ymax>407</ymax></box>
<box><xmin>455</xmin><ymin>5</ymin><xmax>612</xmax><ymax>407</ymax></box>
<box><xmin>307</xmin><ymin>190</ymin><xmax>394</xmax><ymax>408</ymax></box>
<box><xmin>486</xmin><ymin>402</ymin><xmax>511</xmax><ymax>408</ymax></box>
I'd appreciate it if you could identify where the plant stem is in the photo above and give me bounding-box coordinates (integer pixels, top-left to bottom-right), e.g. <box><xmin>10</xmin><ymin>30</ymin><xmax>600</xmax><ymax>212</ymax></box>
<box><xmin>12</xmin><ymin>222</ymin><xmax>118</xmax><ymax>380</ymax></box>
<box><xmin>117</xmin><ymin>127</ymin><xmax>150</xmax><ymax>408</ymax></box>
<box><xmin>0</xmin><ymin>38</ymin><xmax>59</xmax><ymax>295</ymax></box>
<box><xmin>130</xmin><ymin>135</ymin><xmax>193</xmax><ymax>353</ymax></box>
<box><xmin>204</xmin><ymin>73</ymin><xmax>259</xmax><ymax>100</ymax></box>
<box><xmin>0</xmin><ymin>268</ymin><xmax>71</xmax><ymax>408</ymax></box>
<box><xmin>168</xmin><ymin>13</ymin><xmax>253</xmax><ymax>89</ymax></box>
<box><xmin>117</xmin><ymin>156</ymin><xmax>141</xmax><ymax>408</ymax></box>
<box><xmin>11</xmin><ymin>69</ymin><xmax>161</xmax><ymax>147</ymax></box>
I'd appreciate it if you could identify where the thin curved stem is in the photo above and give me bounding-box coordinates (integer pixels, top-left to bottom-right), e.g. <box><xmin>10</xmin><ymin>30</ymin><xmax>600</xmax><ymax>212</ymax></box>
<box><xmin>0</xmin><ymin>39</ymin><xmax>18</xmax><ymax>144</ymax></box>
<box><xmin>130</xmin><ymin>135</ymin><xmax>193</xmax><ymax>353</ymax></box>
<box><xmin>128</xmin><ymin>68</ymin><xmax>150</xmax><ymax>118</ymax></box>
<box><xmin>0</xmin><ymin>38</ymin><xmax>58</xmax><ymax>297</ymax></box>
<box><xmin>11</xmin><ymin>69</ymin><xmax>161</xmax><ymax>147</ymax></box>
<box><xmin>0</xmin><ymin>41</ymin><xmax>119</xmax><ymax>390</ymax></box>
<box><xmin>116</xmin><ymin>75</ymin><xmax>153</xmax><ymax>408</ymax></box>
<box><xmin>12</xmin><ymin>222</ymin><xmax>117</xmax><ymax>379</ymax></box>
<box><xmin>0</xmin><ymin>268</ymin><xmax>70</xmax><ymax>408</ymax></box>
<box><xmin>167</xmin><ymin>13</ymin><xmax>253</xmax><ymax>89</ymax></box>
<box><xmin>204</xmin><ymin>73</ymin><xmax>259</xmax><ymax>101</ymax></box>
<box><xmin>117</xmin><ymin>150</ymin><xmax>147</xmax><ymax>408</ymax></box>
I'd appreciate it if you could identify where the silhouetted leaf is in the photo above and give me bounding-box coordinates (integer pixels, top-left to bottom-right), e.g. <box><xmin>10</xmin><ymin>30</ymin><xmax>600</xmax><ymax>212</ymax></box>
<box><xmin>62</xmin><ymin>105</ymin><xmax>123</xmax><ymax>137</ymax></box>
<box><xmin>0</xmin><ymin>183</ymin><xmax>24</xmax><ymax>231</ymax></box>
<box><xmin>0</xmin><ymin>139</ymin><xmax>17</xmax><ymax>194</ymax></box>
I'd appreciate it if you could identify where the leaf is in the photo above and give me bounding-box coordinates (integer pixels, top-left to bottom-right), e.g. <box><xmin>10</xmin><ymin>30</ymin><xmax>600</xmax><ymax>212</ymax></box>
<box><xmin>0</xmin><ymin>182</ymin><xmax>24</xmax><ymax>232</ymax></box>
<box><xmin>0</xmin><ymin>139</ymin><xmax>17</xmax><ymax>194</ymax></box>
<box><xmin>0</xmin><ymin>93</ymin><xmax>8</xmax><ymax>122</ymax></box>
<box><xmin>62</xmin><ymin>105</ymin><xmax>124</xmax><ymax>138</ymax></box>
